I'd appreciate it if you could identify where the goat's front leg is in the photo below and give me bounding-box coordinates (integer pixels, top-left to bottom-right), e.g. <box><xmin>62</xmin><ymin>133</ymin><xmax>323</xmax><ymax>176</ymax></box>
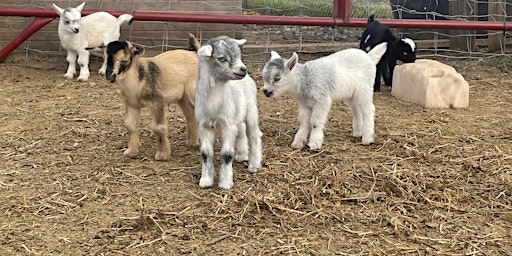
<box><xmin>124</xmin><ymin>105</ymin><xmax>141</xmax><ymax>158</ymax></box>
<box><xmin>218</xmin><ymin>124</ymin><xmax>238</xmax><ymax>190</ymax></box>
<box><xmin>64</xmin><ymin>50</ymin><xmax>77</xmax><ymax>79</ymax></box>
<box><xmin>385</xmin><ymin>59</ymin><xmax>396</xmax><ymax>87</ymax></box>
<box><xmin>151</xmin><ymin>104</ymin><xmax>171</xmax><ymax>161</ymax></box>
<box><xmin>291</xmin><ymin>102</ymin><xmax>311</xmax><ymax>149</ymax></box>
<box><xmin>199</xmin><ymin>124</ymin><xmax>216</xmax><ymax>188</ymax></box>
<box><xmin>76</xmin><ymin>49</ymin><xmax>90</xmax><ymax>81</ymax></box>
<box><xmin>98</xmin><ymin>56</ymin><xmax>107</xmax><ymax>75</ymax></box>
<box><xmin>308</xmin><ymin>98</ymin><xmax>332</xmax><ymax>150</ymax></box>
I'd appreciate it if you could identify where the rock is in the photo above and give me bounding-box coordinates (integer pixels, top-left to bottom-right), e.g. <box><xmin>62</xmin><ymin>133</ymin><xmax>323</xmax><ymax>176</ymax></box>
<box><xmin>391</xmin><ymin>59</ymin><xmax>469</xmax><ymax>108</ymax></box>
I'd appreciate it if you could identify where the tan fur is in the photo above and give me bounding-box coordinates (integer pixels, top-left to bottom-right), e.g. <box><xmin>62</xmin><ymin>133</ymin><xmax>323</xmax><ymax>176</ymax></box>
<box><xmin>110</xmin><ymin>39</ymin><xmax>199</xmax><ymax>161</ymax></box>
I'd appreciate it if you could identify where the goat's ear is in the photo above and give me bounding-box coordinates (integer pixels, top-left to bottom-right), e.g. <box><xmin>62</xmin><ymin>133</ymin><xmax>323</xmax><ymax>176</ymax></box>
<box><xmin>52</xmin><ymin>3</ymin><xmax>63</xmax><ymax>16</ymax></box>
<box><xmin>285</xmin><ymin>52</ymin><xmax>298</xmax><ymax>71</ymax></box>
<box><xmin>76</xmin><ymin>2</ymin><xmax>86</xmax><ymax>12</ymax></box>
<box><xmin>132</xmin><ymin>46</ymin><xmax>145</xmax><ymax>56</ymax></box>
<box><xmin>234</xmin><ymin>39</ymin><xmax>247</xmax><ymax>46</ymax></box>
<box><xmin>270</xmin><ymin>51</ymin><xmax>281</xmax><ymax>60</ymax></box>
<box><xmin>198</xmin><ymin>45</ymin><xmax>213</xmax><ymax>57</ymax></box>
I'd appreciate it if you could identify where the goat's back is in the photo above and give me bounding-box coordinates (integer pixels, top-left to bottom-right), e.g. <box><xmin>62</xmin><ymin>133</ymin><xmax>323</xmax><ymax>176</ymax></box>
<box><xmin>303</xmin><ymin>49</ymin><xmax>376</xmax><ymax>99</ymax></box>
<box><xmin>138</xmin><ymin>50</ymin><xmax>198</xmax><ymax>99</ymax></box>
<box><xmin>79</xmin><ymin>12</ymin><xmax>121</xmax><ymax>47</ymax></box>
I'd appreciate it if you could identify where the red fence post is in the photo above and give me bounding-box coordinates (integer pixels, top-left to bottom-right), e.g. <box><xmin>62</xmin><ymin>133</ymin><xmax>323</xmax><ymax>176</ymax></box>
<box><xmin>0</xmin><ymin>17</ymin><xmax>55</xmax><ymax>62</ymax></box>
<box><xmin>332</xmin><ymin>0</ymin><xmax>350</xmax><ymax>24</ymax></box>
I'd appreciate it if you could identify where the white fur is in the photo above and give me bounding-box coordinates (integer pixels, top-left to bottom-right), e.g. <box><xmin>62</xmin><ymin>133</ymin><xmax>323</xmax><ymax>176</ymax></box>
<box><xmin>195</xmin><ymin>36</ymin><xmax>262</xmax><ymax>190</ymax></box>
<box><xmin>52</xmin><ymin>2</ymin><xmax>132</xmax><ymax>81</ymax></box>
<box><xmin>262</xmin><ymin>43</ymin><xmax>387</xmax><ymax>149</ymax></box>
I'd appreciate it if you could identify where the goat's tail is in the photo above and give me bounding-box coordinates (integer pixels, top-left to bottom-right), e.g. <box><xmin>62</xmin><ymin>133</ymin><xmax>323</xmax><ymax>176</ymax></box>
<box><xmin>117</xmin><ymin>14</ymin><xmax>134</xmax><ymax>25</ymax></box>
<box><xmin>187</xmin><ymin>33</ymin><xmax>201</xmax><ymax>52</ymax></box>
<box><xmin>367</xmin><ymin>42</ymin><xmax>387</xmax><ymax>65</ymax></box>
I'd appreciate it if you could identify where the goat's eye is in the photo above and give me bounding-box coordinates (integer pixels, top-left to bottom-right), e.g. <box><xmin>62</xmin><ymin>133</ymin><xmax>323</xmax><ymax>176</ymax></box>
<box><xmin>274</xmin><ymin>77</ymin><xmax>281</xmax><ymax>83</ymax></box>
<box><xmin>64</xmin><ymin>20</ymin><xmax>70</xmax><ymax>24</ymax></box>
<box><xmin>403</xmin><ymin>52</ymin><xmax>408</xmax><ymax>55</ymax></box>
<box><xmin>218</xmin><ymin>57</ymin><xmax>227</xmax><ymax>62</ymax></box>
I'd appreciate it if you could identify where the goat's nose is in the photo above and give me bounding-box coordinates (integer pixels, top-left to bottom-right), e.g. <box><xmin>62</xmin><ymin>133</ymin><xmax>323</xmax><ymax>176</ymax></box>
<box><xmin>74</xmin><ymin>28</ymin><xmax>79</xmax><ymax>33</ymax></box>
<box><xmin>263</xmin><ymin>89</ymin><xmax>273</xmax><ymax>98</ymax></box>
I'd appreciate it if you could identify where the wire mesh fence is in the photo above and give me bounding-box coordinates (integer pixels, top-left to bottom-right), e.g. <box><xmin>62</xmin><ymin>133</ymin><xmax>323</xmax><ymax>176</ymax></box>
<box><xmin>1</xmin><ymin>0</ymin><xmax>512</xmax><ymax>69</ymax></box>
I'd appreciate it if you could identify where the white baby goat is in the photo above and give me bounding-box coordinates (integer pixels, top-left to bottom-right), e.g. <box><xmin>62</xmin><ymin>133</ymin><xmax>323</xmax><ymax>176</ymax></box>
<box><xmin>52</xmin><ymin>2</ymin><xmax>133</xmax><ymax>81</ymax></box>
<box><xmin>262</xmin><ymin>43</ymin><xmax>387</xmax><ymax>149</ymax></box>
<box><xmin>195</xmin><ymin>36</ymin><xmax>262</xmax><ymax>190</ymax></box>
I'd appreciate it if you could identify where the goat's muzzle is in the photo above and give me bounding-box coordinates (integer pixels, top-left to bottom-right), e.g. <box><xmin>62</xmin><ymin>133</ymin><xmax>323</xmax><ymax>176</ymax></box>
<box><xmin>234</xmin><ymin>67</ymin><xmax>247</xmax><ymax>79</ymax></box>
<box><xmin>106</xmin><ymin>73</ymin><xmax>116</xmax><ymax>83</ymax></box>
<box><xmin>263</xmin><ymin>89</ymin><xmax>273</xmax><ymax>98</ymax></box>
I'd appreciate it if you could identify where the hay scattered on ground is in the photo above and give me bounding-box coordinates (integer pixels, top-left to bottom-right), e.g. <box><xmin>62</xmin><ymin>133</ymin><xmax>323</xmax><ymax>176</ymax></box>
<box><xmin>0</xmin><ymin>59</ymin><xmax>511</xmax><ymax>255</ymax></box>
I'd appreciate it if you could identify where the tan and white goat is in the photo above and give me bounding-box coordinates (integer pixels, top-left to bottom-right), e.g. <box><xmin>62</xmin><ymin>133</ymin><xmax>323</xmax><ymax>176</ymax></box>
<box><xmin>102</xmin><ymin>35</ymin><xmax>200</xmax><ymax>160</ymax></box>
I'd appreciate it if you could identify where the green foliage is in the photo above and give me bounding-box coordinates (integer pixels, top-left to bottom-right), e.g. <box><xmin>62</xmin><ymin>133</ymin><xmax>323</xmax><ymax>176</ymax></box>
<box><xmin>243</xmin><ymin>0</ymin><xmax>393</xmax><ymax>19</ymax></box>
<box><xmin>484</xmin><ymin>55</ymin><xmax>512</xmax><ymax>69</ymax></box>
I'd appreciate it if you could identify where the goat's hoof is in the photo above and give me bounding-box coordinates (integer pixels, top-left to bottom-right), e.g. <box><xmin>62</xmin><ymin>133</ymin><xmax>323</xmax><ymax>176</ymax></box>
<box><xmin>98</xmin><ymin>70</ymin><xmax>106</xmax><ymax>75</ymax></box>
<box><xmin>123</xmin><ymin>149</ymin><xmax>138</xmax><ymax>158</ymax></box>
<box><xmin>235</xmin><ymin>153</ymin><xmax>249</xmax><ymax>162</ymax></box>
<box><xmin>77</xmin><ymin>77</ymin><xmax>89</xmax><ymax>82</ymax></box>
<box><xmin>218</xmin><ymin>180</ymin><xmax>233</xmax><ymax>190</ymax></box>
<box><xmin>361</xmin><ymin>139</ymin><xmax>374</xmax><ymax>145</ymax></box>
<box><xmin>248</xmin><ymin>166</ymin><xmax>259</xmax><ymax>173</ymax></box>
<box><xmin>199</xmin><ymin>177</ymin><xmax>214</xmax><ymax>188</ymax></box>
<box><xmin>352</xmin><ymin>132</ymin><xmax>363</xmax><ymax>138</ymax></box>
<box><xmin>155</xmin><ymin>152</ymin><xmax>170</xmax><ymax>161</ymax></box>
<box><xmin>308</xmin><ymin>143</ymin><xmax>322</xmax><ymax>151</ymax></box>
<box><xmin>63</xmin><ymin>74</ymin><xmax>74</xmax><ymax>79</ymax></box>
<box><xmin>291</xmin><ymin>142</ymin><xmax>304</xmax><ymax>150</ymax></box>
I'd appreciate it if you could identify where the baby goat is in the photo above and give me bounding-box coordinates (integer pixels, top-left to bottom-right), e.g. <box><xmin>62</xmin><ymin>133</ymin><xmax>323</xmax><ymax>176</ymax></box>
<box><xmin>360</xmin><ymin>14</ymin><xmax>416</xmax><ymax>92</ymax></box>
<box><xmin>102</xmin><ymin>34</ymin><xmax>200</xmax><ymax>161</ymax></box>
<box><xmin>52</xmin><ymin>2</ymin><xmax>133</xmax><ymax>81</ymax></box>
<box><xmin>195</xmin><ymin>36</ymin><xmax>262</xmax><ymax>190</ymax></box>
<box><xmin>262</xmin><ymin>43</ymin><xmax>387</xmax><ymax>149</ymax></box>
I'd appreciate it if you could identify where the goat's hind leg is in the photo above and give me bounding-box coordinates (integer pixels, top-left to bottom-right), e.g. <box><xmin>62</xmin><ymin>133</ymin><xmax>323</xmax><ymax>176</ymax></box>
<box><xmin>360</xmin><ymin>103</ymin><xmax>375</xmax><ymax>145</ymax></box>
<box><xmin>151</xmin><ymin>104</ymin><xmax>171</xmax><ymax>161</ymax></box>
<box><xmin>345</xmin><ymin>99</ymin><xmax>363</xmax><ymax>138</ymax></box>
<box><xmin>178</xmin><ymin>98</ymin><xmax>199</xmax><ymax>146</ymax></box>
<box><xmin>199</xmin><ymin>125</ymin><xmax>216</xmax><ymax>188</ymax></box>
<box><xmin>245</xmin><ymin>109</ymin><xmax>262</xmax><ymax>173</ymax></box>
<box><xmin>124</xmin><ymin>106</ymin><xmax>142</xmax><ymax>158</ymax></box>
<box><xmin>235</xmin><ymin>122</ymin><xmax>249</xmax><ymax>162</ymax></box>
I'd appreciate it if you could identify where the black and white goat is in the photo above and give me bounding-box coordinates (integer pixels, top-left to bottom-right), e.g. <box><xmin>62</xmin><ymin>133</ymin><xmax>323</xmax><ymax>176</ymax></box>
<box><xmin>262</xmin><ymin>43</ymin><xmax>387</xmax><ymax>149</ymax></box>
<box><xmin>195</xmin><ymin>36</ymin><xmax>262</xmax><ymax>190</ymax></box>
<box><xmin>359</xmin><ymin>14</ymin><xmax>416</xmax><ymax>92</ymax></box>
<box><xmin>52</xmin><ymin>2</ymin><xmax>133</xmax><ymax>81</ymax></box>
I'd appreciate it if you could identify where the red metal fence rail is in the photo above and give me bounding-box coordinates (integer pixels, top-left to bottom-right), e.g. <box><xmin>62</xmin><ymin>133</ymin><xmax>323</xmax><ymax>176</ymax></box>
<box><xmin>1</xmin><ymin>0</ymin><xmax>512</xmax><ymax>61</ymax></box>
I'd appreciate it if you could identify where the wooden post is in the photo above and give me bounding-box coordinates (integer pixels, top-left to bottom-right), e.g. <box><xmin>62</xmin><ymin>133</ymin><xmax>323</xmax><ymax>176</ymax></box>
<box><xmin>449</xmin><ymin>0</ymin><xmax>477</xmax><ymax>51</ymax></box>
<box><xmin>488</xmin><ymin>0</ymin><xmax>506</xmax><ymax>52</ymax></box>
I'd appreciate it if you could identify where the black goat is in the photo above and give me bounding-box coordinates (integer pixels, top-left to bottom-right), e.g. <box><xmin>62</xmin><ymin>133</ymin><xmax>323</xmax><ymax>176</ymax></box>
<box><xmin>360</xmin><ymin>14</ymin><xmax>416</xmax><ymax>92</ymax></box>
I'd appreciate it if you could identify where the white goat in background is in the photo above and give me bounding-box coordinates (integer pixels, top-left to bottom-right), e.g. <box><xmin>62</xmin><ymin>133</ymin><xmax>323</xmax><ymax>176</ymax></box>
<box><xmin>262</xmin><ymin>43</ymin><xmax>387</xmax><ymax>149</ymax></box>
<box><xmin>195</xmin><ymin>36</ymin><xmax>262</xmax><ymax>190</ymax></box>
<box><xmin>52</xmin><ymin>2</ymin><xmax>133</xmax><ymax>81</ymax></box>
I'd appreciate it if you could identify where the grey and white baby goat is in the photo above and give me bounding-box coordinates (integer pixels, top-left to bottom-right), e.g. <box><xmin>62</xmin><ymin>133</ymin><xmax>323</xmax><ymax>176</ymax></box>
<box><xmin>102</xmin><ymin>34</ymin><xmax>200</xmax><ymax>161</ymax></box>
<box><xmin>195</xmin><ymin>36</ymin><xmax>262</xmax><ymax>190</ymax></box>
<box><xmin>262</xmin><ymin>43</ymin><xmax>387</xmax><ymax>149</ymax></box>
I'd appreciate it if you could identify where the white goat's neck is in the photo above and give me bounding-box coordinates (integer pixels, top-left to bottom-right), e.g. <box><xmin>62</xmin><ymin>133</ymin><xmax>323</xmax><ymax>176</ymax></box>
<box><xmin>287</xmin><ymin>62</ymin><xmax>306</xmax><ymax>99</ymax></box>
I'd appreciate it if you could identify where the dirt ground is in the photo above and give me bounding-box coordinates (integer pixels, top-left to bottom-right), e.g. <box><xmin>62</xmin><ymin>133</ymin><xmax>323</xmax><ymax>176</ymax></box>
<box><xmin>0</xmin><ymin>55</ymin><xmax>511</xmax><ymax>255</ymax></box>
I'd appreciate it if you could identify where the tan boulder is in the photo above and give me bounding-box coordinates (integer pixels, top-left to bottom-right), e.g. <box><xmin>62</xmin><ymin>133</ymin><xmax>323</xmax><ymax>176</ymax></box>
<box><xmin>391</xmin><ymin>59</ymin><xmax>469</xmax><ymax>108</ymax></box>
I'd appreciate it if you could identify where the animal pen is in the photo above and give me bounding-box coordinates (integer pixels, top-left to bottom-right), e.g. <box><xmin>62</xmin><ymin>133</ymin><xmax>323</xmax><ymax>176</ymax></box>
<box><xmin>2</xmin><ymin>0</ymin><xmax>512</xmax><ymax>66</ymax></box>
<box><xmin>0</xmin><ymin>0</ymin><xmax>511</xmax><ymax>255</ymax></box>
